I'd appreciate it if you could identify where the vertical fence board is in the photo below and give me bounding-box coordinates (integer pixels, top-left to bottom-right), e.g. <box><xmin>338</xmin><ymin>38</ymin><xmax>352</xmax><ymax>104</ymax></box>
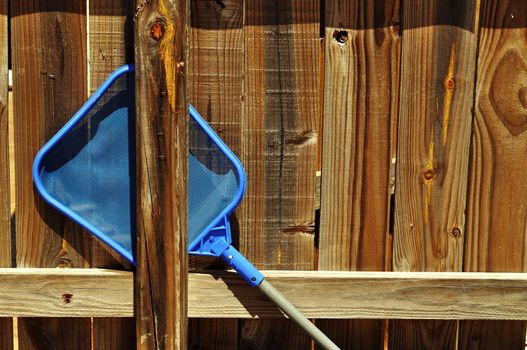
<box><xmin>391</xmin><ymin>0</ymin><xmax>480</xmax><ymax>348</ymax></box>
<box><xmin>318</xmin><ymin>0</ymin><xmax>400</xmax><ymax>348</ymax></box>
<box><xmin>89</xmin><ymin>1</ymin><xmax>135</xmax><ymax>348</ymax></box>
<box><xmin>188</xmin><ymin>0</ymin><xmax>243</xmax><ymax>348</ymax></box>
<box><xmin>189</xmin><ymin>319</ymin><xmax>238</xmax><ymax>350</ymax></box>
<box><xmin>134</xmin><ymin>0</ymin><xmax>188</xmax><ymax>348</ymax></box>
<box><xmin>240</xmin><ymin>0</ymin><xmax>319</xmax><ymax>347</ymax></box>
<box><xmin>459</xmin><ymin>1</ymin><xmax>527</xmax><ymax>348</ymax></box>
<box><xmin>89</xmin><ymin>0</ymin><xmax>133</xmax><ymax>94</ymax></box>
<box><xmin>93</xmin><ymin>318</ymin><xmax>136</xmax><ymax>350</ymax></box>
<box><xmin>0</xmin><ymin>0</ymin><xmax>9</xmax><ymax>268</ymax></box>
<box><xmin>0</xmin><ymin>318</ymin><xmax>13</xmax><ymax>350</ymax></box>
<box><xmin>0</xmin><ymin>0</ymin><xmax>12</xmax><ymax>347</ymax></box>
<box><xmin>11</xmin><ymin>1</ymin><xmax>92</xmax><ymax>348</ymax></box>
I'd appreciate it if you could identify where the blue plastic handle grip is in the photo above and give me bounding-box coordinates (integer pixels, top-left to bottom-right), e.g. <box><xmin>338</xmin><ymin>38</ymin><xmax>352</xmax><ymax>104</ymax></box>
<box><xmin>220</xmin><ymin>245</ymin><xmax>264</xmax><ymax>287</ymax></box>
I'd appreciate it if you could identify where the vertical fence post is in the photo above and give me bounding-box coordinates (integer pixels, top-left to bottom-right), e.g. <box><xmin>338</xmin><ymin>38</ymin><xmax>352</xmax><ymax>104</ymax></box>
<box><xmin>134</xmin><ymin>0</ymin><xmax>189</xmax><ymax>348</ymax></box>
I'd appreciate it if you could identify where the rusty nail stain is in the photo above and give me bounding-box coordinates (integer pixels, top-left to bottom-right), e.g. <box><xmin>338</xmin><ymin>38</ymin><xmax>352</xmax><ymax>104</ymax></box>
<box><xmin>150</xmin><ymin>21</ymin><xmax>164</xmax><ymax>41</ymax></box>
<box><xmin>333</xmin><ymin>30</ymin><xmax>349</xmax><ymax>45</ymax></box>
<box><xmin>450</xmin><ymin>226</ymin><xmax>462</xmax><ymax>238</ymax></box>
<box><xmin>62</xmin><ymin>293</ymin><xmax>73</xmax><ymax>304</ymax></box>
<box><xmin>423</xmin><ymin>169</ymin><xmax>434</xmax><ymax>180</ymax></box>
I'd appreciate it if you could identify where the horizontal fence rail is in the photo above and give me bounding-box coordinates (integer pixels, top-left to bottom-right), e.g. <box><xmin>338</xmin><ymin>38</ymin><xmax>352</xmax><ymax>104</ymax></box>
<box><xmin>0</xmin><ymin>269</ymin><xmax>526</xmax><ymax>320</ymax></box>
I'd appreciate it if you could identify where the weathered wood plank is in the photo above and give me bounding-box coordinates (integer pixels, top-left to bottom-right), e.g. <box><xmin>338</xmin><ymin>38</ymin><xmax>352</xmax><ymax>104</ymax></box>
<box><xmin>88</xmin><ymin>0</ymin><xmax>134</xmax><ymax>271</ymax></box>
<box><xmin>11</xmin><ymin>1</ymin><xmax>92</xmax><ymax>348</ymax></box>
<box><xmin>189</xmin><ymin>271</ymin><xmax>527</xmax><ymax>320</ymax></box>
<box><xmin>242</xmin><ymin>0</ymin><xmax>319</xmax><ymax>271</ymax></box>
<box><xmin>241</xmin><ymin>0</ymin><xmax>320</xmax><ymax>347</ymax></box>
<box><xmin>0</xmin><ymin>269</ymin><xmax>132</xmax><ymax>317</ymax></box>
<box><xmin>0</xmin><ymin>0</ymin><xmax>9</xmax><ymax>269</ymax></box>
<box><xmin>89</xmin><ymin>0</ymin><xmax>134</xmax><ymax>94</ymax></box>
<box><xmin>318</xmin><ymin>0</ymin><xmax>400</xmax><ymax>348</ymax></box>
<box><xmin>391</xmin><ymin>0</ymin><xmax>480</xmax><ymax>348</ymax></box>
<box><xmin>0</xmin><ymin>0</ymin><xmax>13</xmax><ymax>346</ymax></box>
<box><xmin>0</xmin><ymin>0</ymin><xmax>13</xmax><ymax>336</ymax></box>
<box><xmin>459</xmin><ymin>0</ymin><xmax>527</xmax><ymax>348</ymax></box>
<box><xmin>189</xmin><ymin>319</ymin><xmax>238</xmax><ymax>350</ymax></box>
<box><xmin>0</xmin><ymin>269</ymin><xmax>526</xmax><ymax>320</ymax></box>
<box><xmin>88</xmin><ymin>1</ymin><xmax>135</xmax><ymax>348</ymax></box>
<box><xmin>134</xmin><ymin>0</ymin><xmax>189</xmax><ymax>348</ymax></box>
<box><xmin>188</xmin><ymin>0</ymin><xmax>243</xmax><ymax>347</ymax></box>
<box><xmin>189</xmin><ymin>0</ymin><xmax>243</xmax><ymax>154</ymax></box>
<box><xmin>93</xmin><ymin>317</ymin><xmax>136</xmax><ymax>350</ymax></box>
<box><xmin>17</xmin><ymin>318</ymin><xmax>91</xmax><ymax>349</ymax></box>
<box><xmin>0</xmin><ymin>318</ymin><xmax>13</xmax><ymax>350</ymax></box>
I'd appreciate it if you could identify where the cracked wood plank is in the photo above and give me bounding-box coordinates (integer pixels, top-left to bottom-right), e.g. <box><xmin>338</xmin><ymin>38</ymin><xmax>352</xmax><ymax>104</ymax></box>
<box><xmin>134</xmin><ymin>0</ymin><xmax>189</xmax><ymax>348</ymax></box>
<box><xmin>240</xmin><ymin>1</ymin><xmax>320</xmax><ymax>348</ymax></box>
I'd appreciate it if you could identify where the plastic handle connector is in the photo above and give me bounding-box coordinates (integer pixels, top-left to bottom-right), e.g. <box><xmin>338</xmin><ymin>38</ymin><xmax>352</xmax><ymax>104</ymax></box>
<box><xmin>220</xmin><ymin>245</ymin><xmax>264</xmax><ymax>287</ymax></box>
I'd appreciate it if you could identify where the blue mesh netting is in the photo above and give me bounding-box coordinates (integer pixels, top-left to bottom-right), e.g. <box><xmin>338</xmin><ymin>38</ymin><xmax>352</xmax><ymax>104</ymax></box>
<box><xmin>36</xmin><ymin>70</ymin><xmax>240</xmax><ymax>261</ymax></box>
<box><xmin>188</xmin><ymin>117</ymin><xmax>239</xmax><ymax>244</ymax></box>
<box><xmin>39</xmin><ymin>74</ymin><xmax>136</xmax><ymax>256</ymax></box>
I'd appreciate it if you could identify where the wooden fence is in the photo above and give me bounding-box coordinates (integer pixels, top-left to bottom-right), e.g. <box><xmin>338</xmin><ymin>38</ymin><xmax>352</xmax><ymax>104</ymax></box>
<box><xmin>1</xmin><ymin>0</ymin><xmax>526</xmax><ymax>349</ymax></box>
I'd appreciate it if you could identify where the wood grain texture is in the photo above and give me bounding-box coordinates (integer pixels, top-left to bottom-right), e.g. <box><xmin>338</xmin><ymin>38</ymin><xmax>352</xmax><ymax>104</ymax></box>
<box><xmin>242</xmin><ymin>0</ymin><xmax>318</xmax><ymax>271</ymax></box>
<box><xmin>88</xmin><ymin>1</ymin><xmax>135</xmax><ymax>348</ymax></box>
<box><xmin>93</xmin><ymin>317</ymin><xmax>136</xmax><ymax>350</ymax></box>
<box><xmin>0</xmin><ymin>0</ymin><xmax>9</xmax><ymax>269</ymax></box>
<box><xmin>318</xmin><ymin>0</ymin><xmax>400</xmax><ymax>348</ymax></box>
<box><xmin>391</xmin><ymin>0</ymin><xmax>480</xmax><ymax>348</ymax></box>
<box><xmin>188</xmin><ymin>271</ymin><xmax>527</xmax><ymax>320</ymax></box>
<box><xmin>0</xmin><ymin>0</ymin><xmax>13</xmax><ymax>347</ymax></box>
<box><xmin>11</xmin><ymin>1</ymin><xmax>92</xmax><ymax>348</ymax></box>
<box><xmin>459</xmin><ymin>0</ymin><xmax>527</xmax><ymax>348</ymax></box>
<box><xmin>18</xmin><ymin>318</ymin><xmax>90</xmax><ymax>350</ymax></box>
<box><xmin>0</xmin><ymin>269</ymin><xmax>523</xmax><ymax>320</ymax></box>
<box><xmin>88</xmin><ymin>0</ymin><xmax>134</xmax><ymax>271</ymax></box>
<box><xmin>134</xmin><ymin>0</ymin><xmax>189</xmax><ymax>348</ymax></box>
<box><xmin>0</xmin><ymin>318</ymin><xmax>13</xmax><ymax>350</ymax></box>
<box><xmin>189</xmin><ymin>318</ymin><xmax>238</xmax><ymax>350</ymax></box>
<box><xmin>241</xmin><ymin>1</ymin><xmax>320</xmax><ymax>348</ymax></box>
<box><xmin>89</xmin><ymin>0</ymin><xmax>134</xmax><ymax>94</ymax></box>
<box><xmin>188</xmin><ymin>0</ymin><xmax>243</xmax><ymax>347</ymax></box>
<box><xmin>12</xmin><ymin>0</ymin><xmax>91</xmax><ymax>270</ymax></box>
<box><xmin>0</xmin><ymin>269</ymin><xmax>132</xmax><ymax>317</ymax></box>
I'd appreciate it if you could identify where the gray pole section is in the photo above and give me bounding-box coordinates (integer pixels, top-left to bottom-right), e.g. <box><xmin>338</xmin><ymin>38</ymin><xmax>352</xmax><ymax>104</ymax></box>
<box><xmin>257</xmin><ymin>279</ymin><xmax>340</xmax><ymax>350</ymax></box>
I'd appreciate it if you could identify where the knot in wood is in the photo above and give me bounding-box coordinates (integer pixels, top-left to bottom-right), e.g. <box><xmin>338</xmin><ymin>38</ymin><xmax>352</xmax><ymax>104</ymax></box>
<box><xmin>450</xmin><ymin>226</ymin><xmax>462</xmax><ymax>238</ymax></box>
<box><xmin>444</xmin><ymin>77</ymin><xmax>455</xmax><ymax>91</ymax></box>
<box><xmin>423</xmin><ymin>168</ymin><xmax>434</xmax><ymax>181</ymax></box>
<box><xmin>150</xmin><ymin>21</ymin><xmax>165</xmax><ymax>41</ymax></box>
